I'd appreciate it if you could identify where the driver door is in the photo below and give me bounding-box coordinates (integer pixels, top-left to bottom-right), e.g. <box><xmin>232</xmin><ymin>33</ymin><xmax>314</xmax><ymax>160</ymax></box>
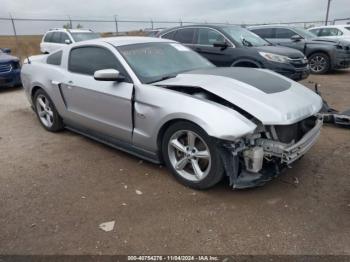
<box><xmin>60</xmin><ymin>46</ymin><xmax>134</xmax><ymax>142</ymax></box>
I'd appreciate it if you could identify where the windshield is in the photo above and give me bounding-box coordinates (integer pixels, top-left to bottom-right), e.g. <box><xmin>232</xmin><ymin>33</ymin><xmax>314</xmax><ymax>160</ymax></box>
<box><xmin>293</xmin><ymin>27</ymin><xmax>317</xmax><ymax>39</ymax></box>
<box><xmin>70</xmin><ymin>32</ymin><xmax>100</xmax><ymax>42</ymax></box>
<box><xmin>222</xmin><ymin>26</ymin><xmax>270</xmax><ymax>47</ymax></box>
<box><xmin>118</xmin><ymin>42</ymin><xmax>214</xmax><ymax>84</ymax></box>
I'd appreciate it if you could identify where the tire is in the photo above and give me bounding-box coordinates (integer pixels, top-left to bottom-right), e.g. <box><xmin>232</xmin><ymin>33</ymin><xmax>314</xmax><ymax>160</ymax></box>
<box><xmin>161</xmin><ymin>121</ymin><xmax>224</xmax><ymax>190</ymax></box>
<box><xmin>309</xmin><ymin>53</ymin><xmax>330</xmax><ymax>74</ymax></box>
<box><xmin>33</xmin><ymin>89</ymin><xmax>64</xmax><ymax>132</ymax></box>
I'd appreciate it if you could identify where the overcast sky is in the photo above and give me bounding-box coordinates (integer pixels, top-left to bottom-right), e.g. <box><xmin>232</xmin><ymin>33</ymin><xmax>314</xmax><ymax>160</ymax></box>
<box><xmin>0</xmin><ymin>0</ymin><xmax>349</xmax><ymax>35</ymax></box>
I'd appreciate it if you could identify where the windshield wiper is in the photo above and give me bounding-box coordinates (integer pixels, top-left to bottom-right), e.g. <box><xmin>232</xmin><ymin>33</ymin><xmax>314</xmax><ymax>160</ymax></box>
<box><xmin>147</xmin><ymin>74</ymin><xmax>177</xmax><ymax>84</ymax></box>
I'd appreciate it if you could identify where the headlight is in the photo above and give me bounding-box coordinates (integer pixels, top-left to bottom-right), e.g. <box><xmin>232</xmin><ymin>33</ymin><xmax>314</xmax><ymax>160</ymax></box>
<box><xmin>259</xmin><ymin>52</ymin><xmax>290</xmax><ymax>63</ymax></box>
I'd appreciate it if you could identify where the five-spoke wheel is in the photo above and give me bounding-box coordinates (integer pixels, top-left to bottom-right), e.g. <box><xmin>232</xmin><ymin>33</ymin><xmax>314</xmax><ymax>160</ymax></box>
<box><xmin>36</xmin><ymin>94</ymin><xmax>54</xmax><ymax>128</ymax></box>
<box><xmin>162</xmin><ymin>121</ymin><xmax>224</xmax><ymax>189</ymax></box>
<box><xmin>168</xmin><ymin>130</ymin><xmax>211</xmax><ymax>182</ymax></box>
<box><xmin>34</xmin><ymin>89</ymin><xmax>63</xmax><ymax>132</ymax></box>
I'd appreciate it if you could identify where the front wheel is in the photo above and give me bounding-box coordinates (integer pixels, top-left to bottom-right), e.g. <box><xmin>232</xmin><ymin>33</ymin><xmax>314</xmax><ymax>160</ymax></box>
<box><xmin>34</xmin><ymin>89</ymin><xmax>64</xmax><ymax>132</ymax></box>
<box><xmin>309</xmin><ymin>53</ymin><xmax>330</xmax><ymax>74</ymax></box>
<box><xmin>162</xmin><ymin>121</ymin><xmax>224</xmax><ymax>189</ymax></box>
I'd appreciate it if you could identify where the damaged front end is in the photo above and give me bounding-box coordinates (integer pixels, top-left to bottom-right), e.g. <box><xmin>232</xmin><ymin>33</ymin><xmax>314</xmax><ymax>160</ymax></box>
<box><xmin>219</xmin><ymin>115</ymin><xmax>323</xmax><ymax>189</ymax></box>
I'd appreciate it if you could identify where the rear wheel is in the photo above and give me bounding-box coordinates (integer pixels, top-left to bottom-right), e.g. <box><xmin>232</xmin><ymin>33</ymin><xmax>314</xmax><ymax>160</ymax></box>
<box><xmin>309</xmin><ymin>53</ymin><xmax>330</xmax><ymax>74</ymax></box>
<box><xmin>162</xmin><ymin>121</ymin><xmax>224</xmax><ymax>189</ymax></box>
<box><xmin>34</xmin><ymin>89</ymin><xmax>64</xmax><ymax>132</ymax></box>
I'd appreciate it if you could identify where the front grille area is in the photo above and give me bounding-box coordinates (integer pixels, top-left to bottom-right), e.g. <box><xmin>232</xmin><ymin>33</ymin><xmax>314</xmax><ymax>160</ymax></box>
<box><xmin>289</xmin><ymin>58</ymin><xmax>308</xmax><ymax>68</ymax></box>
<box><xmin>0</xmin><ymin>63</ymin><xmax>12</xmax><ymax>73</ymax></box>
<box><xmin>271</xmin><ymin>116</ymin><xmax>318</xmax><ymax>143</ymax></box>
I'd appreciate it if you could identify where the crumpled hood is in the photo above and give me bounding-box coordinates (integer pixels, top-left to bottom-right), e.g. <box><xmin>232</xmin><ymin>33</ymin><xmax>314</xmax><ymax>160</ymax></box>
<box><xmin>154</xmin><ymin>67</ymin><xmax>322</xmax><ymax>125</ymax></box>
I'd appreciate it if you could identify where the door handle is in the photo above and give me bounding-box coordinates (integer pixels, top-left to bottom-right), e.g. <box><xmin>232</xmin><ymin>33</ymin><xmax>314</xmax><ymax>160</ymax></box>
<box><xmin>195</xmin><ymin>47</ymin><xmax>202</xmax><ymax>52</ymax></box>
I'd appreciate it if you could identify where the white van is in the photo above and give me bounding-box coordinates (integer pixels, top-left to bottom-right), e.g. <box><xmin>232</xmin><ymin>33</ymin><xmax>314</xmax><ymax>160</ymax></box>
<box><xmin>40</xmin><ymin>28</ymin><xmax>100</xmax><ymax>54</ymax></box>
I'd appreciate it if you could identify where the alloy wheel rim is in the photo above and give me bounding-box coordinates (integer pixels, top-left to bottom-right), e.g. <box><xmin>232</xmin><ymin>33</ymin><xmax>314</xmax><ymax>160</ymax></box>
<box><xmin>36</xmin><ymin>94</ymin><xmax>54</xmax><ymax>128</ymax></box>
<box><xmin>168</xmin><ymin>130</ymin><xmax>211</xmax><ymax>182</ymax></box>
<box><xmin>309</xmin><ymin>55</ymin><xmax>327</xmax><ymax>72</ymax></box>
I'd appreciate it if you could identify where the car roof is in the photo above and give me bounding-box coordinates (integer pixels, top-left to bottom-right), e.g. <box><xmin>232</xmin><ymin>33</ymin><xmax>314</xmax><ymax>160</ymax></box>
<box><xmin>160</xmin><ymin>24</ymin><xmax>241</xmax><ymax>33</ymax></box>
<box><xmin>308</xmin><ymin>25</ymin><xmax>350</xmax><ymax>29</ymax></box>
<box><xmin>74</xmin><ymin>36</ymin><xmax>176</xmax><ymax>47</ymax></box>
<box><xmin>47</xmin><ymin>28</ymin><xmax>94</xmax><ymax>33</ymax></box>
<box><xmin>249</xmin><ymin>25</ymin><xmax>299</xmax><ymax>29</ymax></box>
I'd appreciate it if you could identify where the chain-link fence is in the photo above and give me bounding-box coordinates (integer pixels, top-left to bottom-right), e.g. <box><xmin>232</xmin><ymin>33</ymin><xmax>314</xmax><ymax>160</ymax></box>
<box><xmin>1</xmin><ymin>15</ymin><xmax>349</xmax><ymax>59</ymax></box>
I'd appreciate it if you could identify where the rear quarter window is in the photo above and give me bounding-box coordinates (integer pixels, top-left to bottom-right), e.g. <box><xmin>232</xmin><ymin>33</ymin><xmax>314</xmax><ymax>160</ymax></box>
<box><xmin>47</xmin><ymin>51</ymin><xmax>62</xmax><ymax>66</ymax></box>
<box><xmin>162</xmin><ymin>30</ymin><xmax>177</xmax><ymax>40</ymax></box>
<box><xmin>309</xmin><ymin>28</ymin><xmax>321</xmax><ymax>36</ymax></box>
<box><xmin>43</xmin><ymin>32</ymin><xmax>54</xmax><ymax>42</ymax></box>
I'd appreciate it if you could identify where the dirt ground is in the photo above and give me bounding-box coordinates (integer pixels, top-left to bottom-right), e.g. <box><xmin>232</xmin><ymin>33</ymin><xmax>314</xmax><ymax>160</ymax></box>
<box><xmin>0</xmin><ymin>71</ymin><xmax>349</xmax><ymax>255</ymax></box>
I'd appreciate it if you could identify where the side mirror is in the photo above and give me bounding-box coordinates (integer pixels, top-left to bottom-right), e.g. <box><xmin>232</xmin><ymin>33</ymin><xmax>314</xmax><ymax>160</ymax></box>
<box><xmin>213</xmin><ymin>41</ymin><xmax>228</xmax><ymax>49</ymax></box>
<box><xmin>2</xmin><ymin>48</ymin><xmax>11</xmax><ymax>54</ymax></box>
<box><xmin>94</xmin><ymin>69</ymin><xmax>125</xmax><ymax>82</ymax></box>
<box><xmin>291</xmin><ymin>35</ymin><xmax>303</xmax><ymax>42</ymax></box>
<box><xmin>65</xmin><ymin>39</ymin><xmax>71</xmax><ymax>44</ymax></box>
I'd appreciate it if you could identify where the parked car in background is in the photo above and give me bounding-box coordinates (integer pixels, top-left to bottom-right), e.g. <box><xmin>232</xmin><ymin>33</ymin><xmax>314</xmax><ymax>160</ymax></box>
<box><xmin>144</xmin><ymin>28</ymin><xmax>164</xmax><ymax>37</ymax></box>
<box><xmin>249</xmin><ymin>25</ymin><xmax>350</xmax><ymax>74</ymax></box>
<box><xmin>159</xmin><ymin>25</ymin><xmax>310</xmax><ymax>81</ymax></box>
<box><xmin>21</xmin><ymin>37</ymin><xmax>323</xmax><ymax>189</ymax></box>
<box><xmin>308</xmin><ymin>25</ymin><xmax>350</xmax><ymax>41</ymax></box>
<box><xmin>0</xmin><ymin>48</ymin><xmax>21</xmax><ymax>88</ymax></box>
<box><xmin>40</xmin><ymin>28</ymin><xmax>100</xmax><ymax>54</ymax></box>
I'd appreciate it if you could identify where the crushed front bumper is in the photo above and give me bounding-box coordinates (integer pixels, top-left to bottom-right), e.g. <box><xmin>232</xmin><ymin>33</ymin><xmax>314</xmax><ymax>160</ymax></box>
<box><xmin>220</xmin><ymin>116</ymin><xmax>323</xmax><ymax>189</ymax></box>
<box><xmin>257</xmin><ymin>117</ymin><xmax>323</xmax><ymax>164</ymax></box>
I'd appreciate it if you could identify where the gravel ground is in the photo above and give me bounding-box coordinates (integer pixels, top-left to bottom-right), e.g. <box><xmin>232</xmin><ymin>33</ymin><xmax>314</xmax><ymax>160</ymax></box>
<box><xmin>0</xmin><ymin>71</ymin><xmax>349</xmax><ymax>255</ymax></box>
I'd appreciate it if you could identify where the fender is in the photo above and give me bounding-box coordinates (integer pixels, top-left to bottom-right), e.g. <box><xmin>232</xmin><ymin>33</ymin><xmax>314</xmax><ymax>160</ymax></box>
<box><xmin>231</xmin><ymin>59</ymin><xmax>261</xmax><ymax>68</ymax></box>
<box><xmin>131</xmin><ymin>84</ymin><xmax>257</xmax><ymax>152</ymax></box>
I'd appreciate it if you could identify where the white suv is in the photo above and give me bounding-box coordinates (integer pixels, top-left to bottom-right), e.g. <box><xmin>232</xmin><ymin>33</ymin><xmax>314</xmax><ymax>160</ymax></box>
<box><xmin>40</xmin><ymin>28</ymin><xmax>100</xmax><ymax>54</ymax></box>
<box><xmin>308</xmin><ymin>25</ymin><xmax>350</xmax><ymax>41</ymax></box>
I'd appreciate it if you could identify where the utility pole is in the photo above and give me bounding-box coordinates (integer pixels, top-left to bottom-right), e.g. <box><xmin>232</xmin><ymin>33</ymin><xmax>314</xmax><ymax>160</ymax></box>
<box><xmin>325</xmin><ymin>0</ymin><xmax>332</xmax><ymax>25</ymax></box>
<box><xmin>9</xmin><ymin>13</ymin><xmax>21</xmax><ymax>61</ymax></box>
<box><xmin>114</xmin><ymin>15</ymin><xmax>119</xmax><ymax>36</ymax></box>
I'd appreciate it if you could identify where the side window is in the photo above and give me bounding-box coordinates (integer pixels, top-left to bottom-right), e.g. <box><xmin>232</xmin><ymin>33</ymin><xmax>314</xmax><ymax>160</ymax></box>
<box><xmin>251</xmin><ymin>28</ymin><xmax>274</xmax><ymax>39</ymax></box>
<box><xmin>309</xmin><ymin>28</ymin><xmax>321</xmax><ymax>36</ymax></box>
<box><xmin>51</xmin><ymin>32</ymin><xmax>61</xmax><ymax>43</ymax></box>
<box><xmin>60</xmin><ymin>33</ymin><xmax>71</xmax><ymax>43</ymax></box>
<box><xmin>174</xmin><ymin>28</ymin><xmax>195</xmax><ymax>44</ymax></box>
<box><xmin>47</xmin><ymin>51</ymin><xmax>63</xmax><ymax>66</ymax></box>
<box><xmin>275</xmin><ymin>28</ymin><xmax>296</xmax><ymax>39</ymax></box>
<box><xmin>162</xmin><ymin>30</ymin><xmax>177</xmax><ymax>40</ymax></box>
<box><xmin>44</xmin><ymin>32</ymin><xmax>54</xmax><ymax>42</ymax></box>
<box><xmin>197</xmin><ymin>28</ymin><xmax>225</xmax><ymax>45</ymax></box>
<box><xmin>68</xmin><ymin>46</ymin><xmax>126</xmax><ymax>77</ymax></box>
<box><xmin>319</xmin><ymin>28</ymin><xmax>343</xmax><ymax>36</ymax></box>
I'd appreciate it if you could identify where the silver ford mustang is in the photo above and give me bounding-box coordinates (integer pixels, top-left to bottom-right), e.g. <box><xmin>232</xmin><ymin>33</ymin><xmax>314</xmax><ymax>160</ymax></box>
<box><xmin>21</xmin><ymin>37</ymin><xmax>323</xmax><ymax>189</ymax></box>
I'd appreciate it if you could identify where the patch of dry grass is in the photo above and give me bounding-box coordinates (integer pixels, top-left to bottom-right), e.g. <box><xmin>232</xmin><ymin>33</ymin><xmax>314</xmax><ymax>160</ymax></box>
<box><xmin>0</xmin><ymin>31</ymin><xmax>146</xmax><ymax>60</ymax></box>
<box><xmin>0</xmin><ymin>35</ymin><xmax>42</xmax><ymax>59</ymax></box>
